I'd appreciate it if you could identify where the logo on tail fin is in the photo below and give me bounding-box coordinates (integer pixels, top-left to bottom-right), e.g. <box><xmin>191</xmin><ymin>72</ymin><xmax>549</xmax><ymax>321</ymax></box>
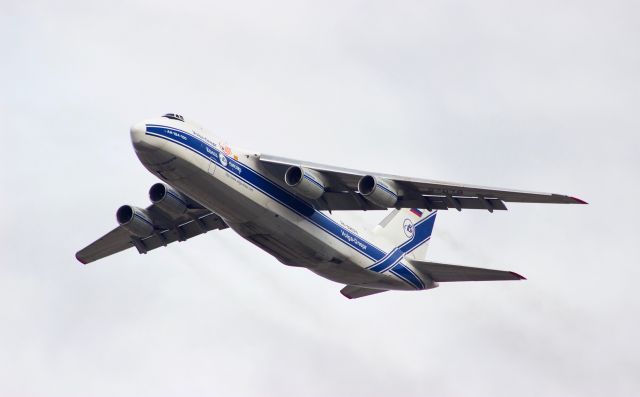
<box><xmin>403</xmin><ymin>219</ymin><xmax>414</xmax><ymax>238</ymax></box>
<box><xmin>367</xmin><ymin>211</ymin><xmax>437</xmax><ymax>274</ymax></box>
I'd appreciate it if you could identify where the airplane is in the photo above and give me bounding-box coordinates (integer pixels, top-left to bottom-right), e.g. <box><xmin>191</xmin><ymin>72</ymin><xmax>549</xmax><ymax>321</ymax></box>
<box><xmin>76</xmin><ymin>113</ymin><xmax>586</xmax><ymax>299</ymax></box>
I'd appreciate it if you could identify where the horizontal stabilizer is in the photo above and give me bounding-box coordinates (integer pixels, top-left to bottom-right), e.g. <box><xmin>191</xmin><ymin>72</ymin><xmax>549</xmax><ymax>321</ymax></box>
<box><xmin>409</xmin><ymin>259</ymin><xmax>525</xmax><ymax>282</ymax></box>
<box><xmin>340</xmin><ymin>285</ymin><xmax>388</xmax><ymax>299</ymax></box>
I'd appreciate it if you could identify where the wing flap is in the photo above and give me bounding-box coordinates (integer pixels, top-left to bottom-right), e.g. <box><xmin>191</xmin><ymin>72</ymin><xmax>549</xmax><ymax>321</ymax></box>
<box><xmin>396</xmin><ymin>196</ymin><xmax>508</xmax><ymax>212</ymax></box>
<box><xmin>133</xmin><ymin>212</ymin><xmax>228</xmax><ymax>253</ymax></box>
<box><xmin>409</xmin><ymin>259</ymin><xmax>525</xmax><ymax>282</ymax></box>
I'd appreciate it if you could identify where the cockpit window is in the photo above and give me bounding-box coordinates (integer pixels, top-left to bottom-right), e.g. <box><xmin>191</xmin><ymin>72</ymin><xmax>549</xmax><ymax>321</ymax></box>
<box><xmin>162</xmin><ymin>113</ymin><xmax>184</xmax><ymax>122</ymax></box>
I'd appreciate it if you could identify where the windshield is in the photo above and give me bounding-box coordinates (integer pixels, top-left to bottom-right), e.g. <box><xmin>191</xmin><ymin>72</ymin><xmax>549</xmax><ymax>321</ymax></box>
<box><xmin>162</xmin><ymin>113</ymin><xmax>184</xmax><ymax>122</ymax></box>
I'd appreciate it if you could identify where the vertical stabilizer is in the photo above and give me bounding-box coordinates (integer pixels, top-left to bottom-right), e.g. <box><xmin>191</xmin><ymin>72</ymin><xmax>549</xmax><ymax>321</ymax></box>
<box><xmin>372</xmin><ymin>208</ymin><xmax>436</xmax><ymax>260</ymax></box>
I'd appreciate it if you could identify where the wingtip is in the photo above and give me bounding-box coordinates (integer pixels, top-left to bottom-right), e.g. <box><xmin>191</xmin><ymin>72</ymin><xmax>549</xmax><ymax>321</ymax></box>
<box><xmin>75</xmin><ymin>252</ymin><xmax>88</xmax><ymax>265</ymax></box>
<box><xmin>510</xmin><ymin>271</ymin><xmax>527</xmax><ymax>280</ymax></box>
<box><xmin>340</xmin><ymin>291</ymin><xmax>354</xmax><ymax>299</ymax></box>
<box><xmin>569</xmin><ymin>196</ymin><xmax>588</xmax><ymax>204</ymax></box>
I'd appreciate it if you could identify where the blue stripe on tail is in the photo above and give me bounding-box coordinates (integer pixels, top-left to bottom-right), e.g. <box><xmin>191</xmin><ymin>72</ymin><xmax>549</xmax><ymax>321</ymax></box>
<box><xmin>367</xmin><ymin>211</ymin><xmax>437</xmax><ymax>273</ymax></box>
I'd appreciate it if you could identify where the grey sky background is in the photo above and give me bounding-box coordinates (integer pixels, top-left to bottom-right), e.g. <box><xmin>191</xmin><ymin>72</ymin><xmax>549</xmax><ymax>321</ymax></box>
<box><xmin>1</xmin><ymin>0</ymin><xmax>639</xmax><ymax>396</ymax></box>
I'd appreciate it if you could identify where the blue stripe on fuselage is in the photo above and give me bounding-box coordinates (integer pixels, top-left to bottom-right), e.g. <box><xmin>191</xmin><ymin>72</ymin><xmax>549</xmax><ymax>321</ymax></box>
<box><xmin>144</xmin><ymin>124</ymin><xmax>427</xmax><ymax>289</ymax></box>
<box><xmin>391</xmin><ymin>263</ymin><xmax>425</xmax><ymax>289</ymax></box>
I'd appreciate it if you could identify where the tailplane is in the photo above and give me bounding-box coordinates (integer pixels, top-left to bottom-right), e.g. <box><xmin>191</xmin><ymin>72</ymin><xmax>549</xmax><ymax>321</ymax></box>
<box><xmin>340</xmin><ymin>285</ymin><xmax>388</xmax><ymax>299</ymax></box>
<box><xmin>409</xmin><ymin>259</ymin><xmax>526</xmax><ymax>282</ymax></box>
<box><xmin>340</xmin><ymin>210</ymin><xmax>524</xmax><ymax>299</ymax></box>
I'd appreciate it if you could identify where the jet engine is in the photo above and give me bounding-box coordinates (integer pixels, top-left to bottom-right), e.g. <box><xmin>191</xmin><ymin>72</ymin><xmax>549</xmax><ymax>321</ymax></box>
<box><xmin>284</xmin><ymin>166</ymin><xmax>327</xmax><ymax>200</ymax></box>
<box><xmin>149</xmin><ymin>183</ymin><xmax>188</xmax><ymax>216</ymax></box>
<box><xmin>358</xmin><ymin>175</ymin><xmax>398</xmax><ymax>208</ymax></box>
<box><xmin>116</xmin><ymin>205</ymin><xmax>154</xmax><ymax>237</ymax></box>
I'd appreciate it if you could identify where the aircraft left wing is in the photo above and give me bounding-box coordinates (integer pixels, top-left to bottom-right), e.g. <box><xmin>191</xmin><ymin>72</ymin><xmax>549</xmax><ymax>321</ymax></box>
<box><xmin>76</xmin><ymin>184</ymin><xmax>228</xmax><ymax>264</ymax></box>
<box><xmin>258</xmin><ymin>154</ymin><xmax>586</xmax><ymax>212</ymax></box>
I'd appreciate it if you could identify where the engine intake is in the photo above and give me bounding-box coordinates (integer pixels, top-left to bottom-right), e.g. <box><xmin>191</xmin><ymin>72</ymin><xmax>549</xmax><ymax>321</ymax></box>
<box><xmin>149</xmin><ymin>183</ymin><xmax>188</xmax><ymax>216</ymax></box>
<box><xmin>358</xmin><ymin>175</ymin><xmax>398</xmax><ymax>208</ymax></box>
<box><xmin>116</xmin><ymin>205</ymin><xmax>154</xmax><ymax>237</ymax></box>
<box><xmin>284</xmin><ymin>166</ymin><xmax>326</xmax><ymax>200</ymax></box>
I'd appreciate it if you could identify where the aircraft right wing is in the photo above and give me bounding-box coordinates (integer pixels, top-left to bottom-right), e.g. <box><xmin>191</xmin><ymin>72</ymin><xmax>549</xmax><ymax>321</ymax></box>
<box><xmin>258</xmin><ymin>154</ymin><xmax>587</xmax><ymax>212</ymax></box>
<box><xmin>76</xmin><ymin>184</ymin><xmax>228</xmax><ymax>264</ymax></box>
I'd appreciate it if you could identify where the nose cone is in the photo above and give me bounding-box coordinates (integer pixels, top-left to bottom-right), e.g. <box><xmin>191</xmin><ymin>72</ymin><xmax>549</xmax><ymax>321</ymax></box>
<box><xmin>130</xmin><ymin>121</ymin><xmax>146</xmax><ymax>146</ymax></box>
<box><xmin>130</xmin><ymin>120</ymin><xmax>160</xmax><ymax>153</ymax></box>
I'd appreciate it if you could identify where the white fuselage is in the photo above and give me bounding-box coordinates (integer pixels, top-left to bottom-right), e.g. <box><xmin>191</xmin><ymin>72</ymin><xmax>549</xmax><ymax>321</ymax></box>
<box><xmin>130</xmin><ymin>118</ymin><xmax>425</xmax><ymax>291</ymax></box>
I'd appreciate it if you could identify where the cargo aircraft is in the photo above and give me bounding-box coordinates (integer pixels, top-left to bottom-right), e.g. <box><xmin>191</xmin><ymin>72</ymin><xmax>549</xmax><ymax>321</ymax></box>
<box><xmin>76</xmin><ymin>114</ymin><xmax>586</xmax><ymax>299</ymax></box>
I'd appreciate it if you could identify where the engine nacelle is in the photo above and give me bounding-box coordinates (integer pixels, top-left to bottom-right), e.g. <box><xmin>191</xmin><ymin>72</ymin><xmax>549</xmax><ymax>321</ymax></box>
<box><xmin>116</xmin><ymin>205</ymin><xmax>154</xmax><ymax>237</ymax></box>
<box><xmin>358</xmin><ymin>175</ymin><xmax>398</xmax><ymax>208</ymax></box>
<box><xmin>284</xmin><ymin>166</ymin><xmax>327</xmax><ymax>200</ymax></box>
<box><xmin>149</xmin><ymin>183</ymin><xmax>188</xmax><ymax>216</ymax></box>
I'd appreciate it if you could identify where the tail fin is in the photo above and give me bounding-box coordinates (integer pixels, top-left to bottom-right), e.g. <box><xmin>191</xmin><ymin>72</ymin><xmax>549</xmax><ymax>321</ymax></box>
<box><xmin>371</xmin><ymin>208</ymin><xmax>436</xmax><ymax>260</ymax></box>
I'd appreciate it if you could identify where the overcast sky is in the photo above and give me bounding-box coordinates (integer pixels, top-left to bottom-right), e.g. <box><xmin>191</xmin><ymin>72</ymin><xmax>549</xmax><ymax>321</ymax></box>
<box><xmin>2</xmin><ymin>0</ymin><xmax>639</xmax><ymax>396</ymax></box>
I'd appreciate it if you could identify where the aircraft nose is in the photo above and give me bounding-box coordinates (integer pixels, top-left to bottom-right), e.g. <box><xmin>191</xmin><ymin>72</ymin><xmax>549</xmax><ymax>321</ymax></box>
<box><xmin>130</xmin><ymin>121</ymin><xmax>146</xmax><ymax>146</ymax></box>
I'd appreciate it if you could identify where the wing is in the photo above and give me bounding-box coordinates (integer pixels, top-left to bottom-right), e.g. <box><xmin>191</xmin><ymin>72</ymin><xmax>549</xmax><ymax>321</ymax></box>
<box><xmin>258</xmin><ymin>154</ymin><xmax>586</xmax><ymax>212</ymax></box>
<box><xmin>76</xmin><ymin>204</ymin><xmax>227</xmax><ymax>264</ymax></box>
<box><xmin>409</xmin><ymin>259</ymin><xmax>525</xmax><ymax>282</ymax></box>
